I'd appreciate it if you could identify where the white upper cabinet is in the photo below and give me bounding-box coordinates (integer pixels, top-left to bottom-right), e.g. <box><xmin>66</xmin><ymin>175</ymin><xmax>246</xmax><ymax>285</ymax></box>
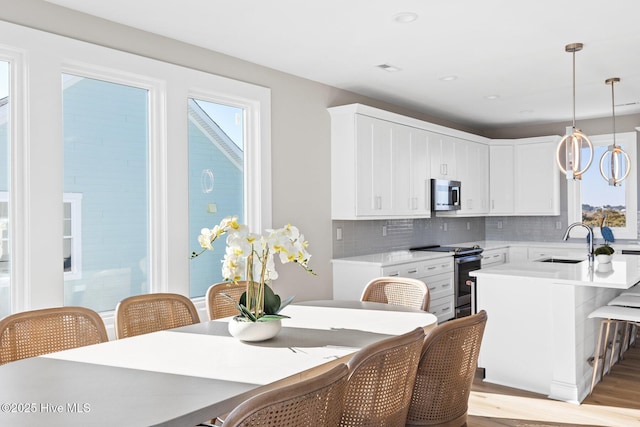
<box><xmin>437</xmin><ymin>138</ymin><xmax>490</xmax><ymax>217</ymax></box>
<box><xmin>489</xmin><ymin>136</ymin><xmax>561</xmax><ymax>216</ymax></box>
<box><xmin>514</xmin><ymin>138</ymin><xmax>560</xmax><ymax>215</ymax></box>
<box><xmin>329</xmin><ymin>104</ymin><xmax>434</xmax><ymax>219</ymax></box>
<box><xmin>459</xmin><ymin>140</ymin><xmax>490</xmax><ymax>215</ymax></box>
<box><xmin>395</xmin><ymin>126</ymin><xmax>430</xmax><ymax>216</ymax></box>
<box><xmin>429</xmin><ymin>133</ymin><xmax>457</xmax><ymax>179</ymax></box>
<box><xmin>354</xmin><ymin>114</ymin><xmax>393</xmax><ymax>216</ymax></box>
<box><xmin>489</xmin><ymin>143</ymin><xmax>515</xmax><ymax>214</ymax></box>
<box><xmin>329</xmin><ymin>104</ymin><xmax>558</xmax><ymax>220</ymax></box>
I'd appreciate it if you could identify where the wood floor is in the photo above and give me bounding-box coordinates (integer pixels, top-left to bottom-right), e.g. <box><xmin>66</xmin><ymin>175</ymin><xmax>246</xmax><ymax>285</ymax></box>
<box><xmin>467</xmin><ymin>344</ymin><xmax>640</xmax><ymax>426</ymax></box>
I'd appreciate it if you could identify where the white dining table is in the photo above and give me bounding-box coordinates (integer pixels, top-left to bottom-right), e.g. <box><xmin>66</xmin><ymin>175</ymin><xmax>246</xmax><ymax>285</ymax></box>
<box><xmin>0</xmin><ymin>300</ymin><xmax>437</xmax><ymax>427</ymax></box>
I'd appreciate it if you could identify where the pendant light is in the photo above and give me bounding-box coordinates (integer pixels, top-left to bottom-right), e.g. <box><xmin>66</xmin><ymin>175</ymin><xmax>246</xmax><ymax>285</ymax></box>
<box><xmin>555</xmin><ymin>43</ymin><xmax>594</xmax><ymax>180</ymax></box>
<box><xmin>599</xmin><ymin>77</ymin><xmax>630</xmax><ymax>186</ymax></box>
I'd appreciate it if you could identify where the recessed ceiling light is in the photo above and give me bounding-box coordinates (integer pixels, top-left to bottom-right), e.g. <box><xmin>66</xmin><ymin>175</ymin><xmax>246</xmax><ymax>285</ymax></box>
<box><xmin>439</xmin><ymin>75</ymin><xmax>458</xmax><ymax>82</ymax></box>
<box><xmin>484</xmin><ymin>95</ymin><xmax>500</xmax><ymax>100</ymax></box>
<box><xmin>393</xmin><ymin>12</ymin><xmax>418</xmax><ymax>23</ymax></box>
<box><xmin>377</xmin><ymin>64</ymin><xmax>402</xmax><ymax>72</ymax></box>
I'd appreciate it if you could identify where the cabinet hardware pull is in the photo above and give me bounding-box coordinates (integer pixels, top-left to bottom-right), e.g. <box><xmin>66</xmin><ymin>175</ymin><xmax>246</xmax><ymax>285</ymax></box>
<box><xmin>407</xmin><ymin>269</ymin><xmax>417</xmax><ymax>273</ymax></box>
<box><xmin>427</xmin><ymin>266</ymin><xmax>436</xmax><ymax>270</ymax></box>
<box><xmin>388</xmin><ymin>272</ymin><xmax>399</xmax><ymax>277</ymax></box>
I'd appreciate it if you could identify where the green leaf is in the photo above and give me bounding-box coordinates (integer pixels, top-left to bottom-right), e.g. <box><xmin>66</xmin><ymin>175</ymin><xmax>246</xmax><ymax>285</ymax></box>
<box><xmin>257</xmin><ymin>314</ymin><xmax>290</xmax><ymax>321</ymax></box>
<box><xmin>238</xmin><ymin>304</ymin><xmax>257</xmax><ymax>321</ymax></box>
<box><xmin>263</xmin><ymin>284</ymin><xmax>281</xmax><ymax>315</ymax></box>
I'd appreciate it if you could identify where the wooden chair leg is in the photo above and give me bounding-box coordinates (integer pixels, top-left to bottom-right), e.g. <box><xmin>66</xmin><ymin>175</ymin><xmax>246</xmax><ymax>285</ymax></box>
<box><xmin>590</xmin><ymin>319</ymin><xmax>606</xmax><ymax>394</ymax></box>
<box><xmin>608</xmin><ymin>320</ymin><xmax>621</xmax><ymax>371</ymax></box>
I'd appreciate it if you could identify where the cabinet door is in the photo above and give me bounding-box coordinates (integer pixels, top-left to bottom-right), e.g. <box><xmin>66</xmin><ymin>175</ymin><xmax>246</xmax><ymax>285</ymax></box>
<box><xmin>429</xmin><ymin>133</ymin><xmax>457</xmax><ymax>179</ymax></box>
<box><xmin>408</xmin><ymin>128</ymin><xmax>431</xmax><ymax>215</ymax></box>
<box><xmin>457</xmin><ymin>140</ymin><xmax>489</xmax><ymax>215</ymax></box>
<box><xmin>489</xmin><ymin>144</ymin><xmax>514</xmax><ymax>214</ymax></box>
<box><xmin>391</xmin><ymin>123</ymin><xmax>412</xmax><ymax>215</ymax></box>
<box><xmin>481</xmin><ymin>248</ymin><xmax>507</xmax><ymax>267</ymax></box>
<box><xmin>390</xmin><ymin>123</ymin><xmax>431</xmax><ymax>216</ymax></box>
<box><xmin>515</xmin><ymin>141</ymin><xmax>560</xmax><ymax>215</ymax></box>
<box><xmin>355</xmin><ymin>115</ymin><xmax>392</xmax><ymax>215</ymax></box>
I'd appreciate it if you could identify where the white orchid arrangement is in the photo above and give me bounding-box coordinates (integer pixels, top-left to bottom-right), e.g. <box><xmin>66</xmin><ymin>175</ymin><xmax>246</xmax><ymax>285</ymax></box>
<box><xmin>191</xmin><ymin>216</ymin><xmax>315</xmax><ymax>321</ymax></box>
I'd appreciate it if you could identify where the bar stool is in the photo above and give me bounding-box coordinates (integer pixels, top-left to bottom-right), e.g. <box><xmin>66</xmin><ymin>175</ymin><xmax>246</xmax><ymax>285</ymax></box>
<box><xmin>587</xmin><ymin>305</ymin><xmax>640</xmax><ymax>394</ymax></box>
<box><xmin>621</xmin><ymin>283</ymin><xmax>640</xmax><ymax>297</ymax></box>
<box><xmin>607</xmin><ymin>294</ymin><xmax>640</xmax><ymax>355</ymax></box>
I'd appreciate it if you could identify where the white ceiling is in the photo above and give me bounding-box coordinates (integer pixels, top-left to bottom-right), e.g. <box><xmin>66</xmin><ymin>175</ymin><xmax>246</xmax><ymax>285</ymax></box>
<box><xmin>45</xmin><ymin>0</ymin><xmax>640</xmax><ymax>130</ymax></box>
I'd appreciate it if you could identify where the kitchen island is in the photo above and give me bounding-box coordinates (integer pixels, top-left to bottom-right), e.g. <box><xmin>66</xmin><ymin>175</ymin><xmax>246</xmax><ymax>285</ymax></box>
<box><xmin>472</xmin><ymin>254</ymin><xmax>640</xmax><ymax>403</ymax></box>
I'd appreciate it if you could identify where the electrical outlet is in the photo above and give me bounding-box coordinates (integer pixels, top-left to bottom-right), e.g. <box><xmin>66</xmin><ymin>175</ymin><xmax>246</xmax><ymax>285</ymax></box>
<box><xmin>467</xmin><ymin>222</ymin><xmax>471</xmax><ymax>231</ymax></box>
<box><xmin>497</xmin><ymin>221</ymin><xmax>503</xmax><ymax>229</ymax></box>
<box><xmin>382</xmin><ymin>225</ymin><xmax>387</xmax><ymax>237</ymax></box>
<box><xmin>443</xmin><ymin>223</ymin><xmax>448</xmax><ymax>232</ymax></box>
<box><xmin>336</xmin><ymin>227</ymin><xmax>343</xmax><ymax>241</ymax></box>
<box><xmin>556</xmin><ymin>221</ymin><xmax>562</xmax><ymax>230</ymax></box>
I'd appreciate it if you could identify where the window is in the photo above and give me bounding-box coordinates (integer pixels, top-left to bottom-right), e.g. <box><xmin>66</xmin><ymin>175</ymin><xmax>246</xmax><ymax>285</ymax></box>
<box><xmin>62</xmin><ymin>73</ymin><xmax>150</xmax><ymax>312</ymax></box>
<box><xmin>0</xmin><ymin>60</ymin><xmax>9</xmax><ymax>318</ymax></box>
<box><xmin>188</xmin><ymin>98</ymin><xmax>245</xmax><ymax>298</ymax></box>
<box><xmin>567</xmin><ymin>132</ymin><xmax>637</xmax><ymax>240</ymax></box>
<box><xmin>0</xmin><ymin>21</ymin><xmax>271</xmax><ymax>317</ymax></box>
<box><xmin>63</xmin><ymin>193</ymin><xmax>82</xmax><ymax>280</ymax></box>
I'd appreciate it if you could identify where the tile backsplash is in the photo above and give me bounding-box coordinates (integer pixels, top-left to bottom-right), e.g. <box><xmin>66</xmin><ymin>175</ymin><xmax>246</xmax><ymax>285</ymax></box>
<box><xmin>332</xmin><ymin>214</ymin><xmax>639</xmax><ymax>259</ymax></box>
<box><xmin>332</xmin><ymin>216</ymin><xmax>486</xmax><ymax>258</ymax></box>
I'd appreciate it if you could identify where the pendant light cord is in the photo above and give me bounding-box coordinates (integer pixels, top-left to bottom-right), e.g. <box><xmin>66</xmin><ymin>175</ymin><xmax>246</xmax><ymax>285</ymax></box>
<box><xmin>611</xmin><ymin>79</ymin><xmax>617</xmax><ymax>147</ymax></box>
<box><xmin>572</xmin><ymin>49</ymin><xmax>576</xmax><ymax>129</ymax></box>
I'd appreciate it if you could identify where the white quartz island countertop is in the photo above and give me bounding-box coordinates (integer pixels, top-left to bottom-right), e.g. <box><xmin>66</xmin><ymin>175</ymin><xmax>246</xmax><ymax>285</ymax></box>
<box><xmin>471</xmin><ymin>254</ymin><xmax>640</xmax><ymax>289</ymax></box>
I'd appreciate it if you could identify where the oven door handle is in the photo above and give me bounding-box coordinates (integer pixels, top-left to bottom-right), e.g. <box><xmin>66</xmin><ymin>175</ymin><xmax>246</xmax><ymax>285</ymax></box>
<box><xmin>455</xmin><ymin>254</ymin><xmax>483</xmax><ymax>264</ymax></box>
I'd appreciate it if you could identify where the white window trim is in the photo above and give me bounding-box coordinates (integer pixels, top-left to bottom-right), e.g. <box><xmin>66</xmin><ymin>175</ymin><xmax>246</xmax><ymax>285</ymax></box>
<box><xmin>567</xmin><ymin>132</ymin><xmax>637</xmax><ymax>240</ymax></box>
<box><xmin>0</xmin><ymin>46</ymin><xmax>28</xmax><ymax>313</ymax></box>
<box><xmin>63</xmin><ymin>192</ymin><xmax>82</xmax><ymax>280</ymax></box>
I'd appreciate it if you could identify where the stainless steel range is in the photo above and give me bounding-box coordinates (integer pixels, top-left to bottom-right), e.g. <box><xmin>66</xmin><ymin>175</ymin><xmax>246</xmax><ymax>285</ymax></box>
<box><xmin>411</xmin><ymin>245</ymin><xmax>483</xmax><ymax>318</ymax></box>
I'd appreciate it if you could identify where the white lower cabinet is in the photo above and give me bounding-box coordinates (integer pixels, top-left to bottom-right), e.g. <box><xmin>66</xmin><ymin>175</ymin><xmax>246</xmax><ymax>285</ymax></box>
<box><xmin>481</xmin><ymin>248</ymin><xmax>508</xmax><ymax>267</ymax></box>
<box><xmin>333</xmin><ymin>255</ymin><xmax>455</xmax><ymax>323</ymax></box>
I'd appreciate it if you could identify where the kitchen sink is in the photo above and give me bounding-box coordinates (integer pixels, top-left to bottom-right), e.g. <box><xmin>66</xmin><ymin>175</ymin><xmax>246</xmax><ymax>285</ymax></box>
<box><xmin>536</xmin><ymin>257</ymin><xmax>584</xmax><ymax>264</ymax></box>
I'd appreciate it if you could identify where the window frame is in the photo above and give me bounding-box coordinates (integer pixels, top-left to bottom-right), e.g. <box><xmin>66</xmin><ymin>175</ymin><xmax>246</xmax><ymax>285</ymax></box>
<box><xmin>63</xmin><ymin>192</ymin><xmax>82</xmax><ymax>280</ymax></box>
<box><xmin>567</xmin><ymin>132</ymin><xmax>637</xmax><ymax>240</ymax></box>
<box><xmin>0</xmin><ymin>20</ymin><xmax>271</xmax><ymax>321</ymax></box>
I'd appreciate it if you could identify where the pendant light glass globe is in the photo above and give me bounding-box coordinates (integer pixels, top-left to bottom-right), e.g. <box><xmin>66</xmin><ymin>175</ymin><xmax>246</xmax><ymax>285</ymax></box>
<box><xmin>556</xmin><ymin>129</ymin><xmax>594</xmax><ymax>179</ymax></box>
<box><xmin>600</xmin><ymin>146</ymin><xmax>630</xmax><ymax>185</ymax></box>
<box><xmin>599</xmin><ymin>77</ymin><xmax>631</xmax><ymax>186</ymax></box>
<box><xmin>556</xmin><ymin>43</ymin><xmax>594</xmax><ymax>180</ymax></box>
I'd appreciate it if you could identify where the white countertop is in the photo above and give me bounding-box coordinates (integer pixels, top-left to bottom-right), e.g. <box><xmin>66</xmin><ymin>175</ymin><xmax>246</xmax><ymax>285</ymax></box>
<box><xmin>331</xmin><ymin>250</ymin><xmax>451</xmax><ymax>266</ymax></box>
<box><xmin>472</xmin><ymin>255</ymin><xmax>640</xmax><ymax>289</ymax></box>
<box><xmin>333</xmin><ymin>240</ymin><xmax>640</xmax><ymax>288</ymax></box>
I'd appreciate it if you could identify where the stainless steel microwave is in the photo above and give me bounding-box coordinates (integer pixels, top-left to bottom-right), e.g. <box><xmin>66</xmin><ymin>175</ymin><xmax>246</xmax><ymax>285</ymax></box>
<box><xmin>431</xmin><ymin>179</ymin><xmax>461</xmax><ymax>211</ymax></box>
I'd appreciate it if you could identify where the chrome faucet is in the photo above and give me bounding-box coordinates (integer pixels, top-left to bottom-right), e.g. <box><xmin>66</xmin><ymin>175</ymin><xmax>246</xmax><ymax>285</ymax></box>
<box><xmin>563</xmin><ymin>222</ymin><xmax>594</xmax><ymax>263</ymax></box>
